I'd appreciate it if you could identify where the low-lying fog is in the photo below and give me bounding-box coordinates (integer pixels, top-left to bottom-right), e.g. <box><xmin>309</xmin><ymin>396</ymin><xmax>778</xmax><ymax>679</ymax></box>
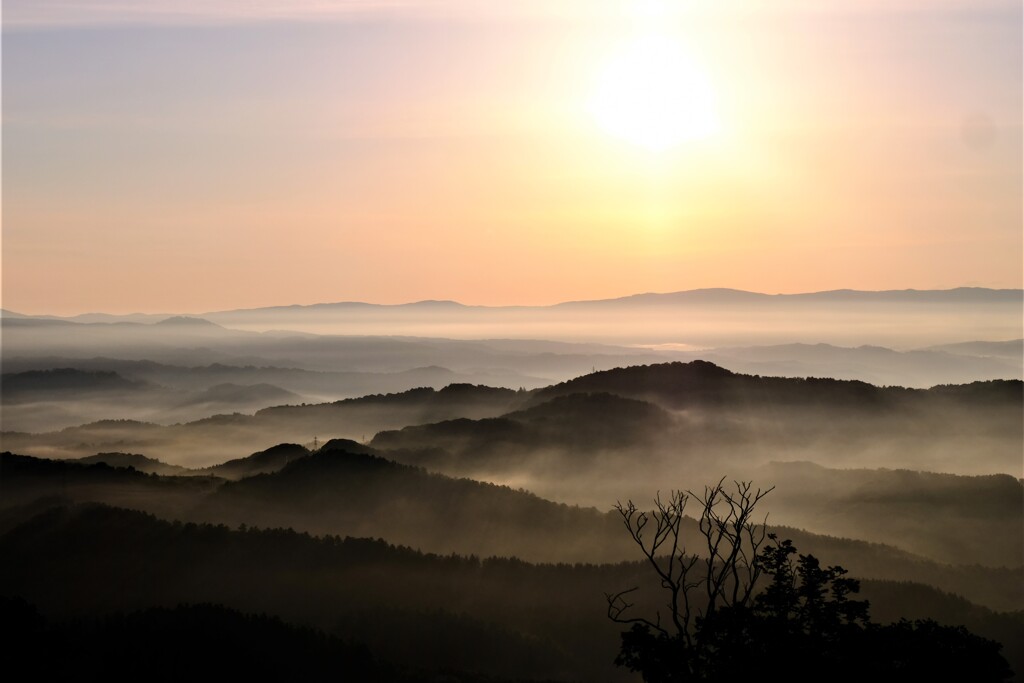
<box><xmin>2</xmin><ymin>294</ymin><xmax>1021</xmax><ymax>434</ymax></box>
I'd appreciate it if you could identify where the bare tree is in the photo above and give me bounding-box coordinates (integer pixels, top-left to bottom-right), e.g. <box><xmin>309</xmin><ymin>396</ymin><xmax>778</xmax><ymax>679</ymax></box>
<box><xmin>607</xmin><ymin>480</ymin><xmax>1012</xmax><ymax>683</ymax></box>
<box><xmin>605</xmin><ymin>478</ymin><xmax>774</xmax><ymax>649</ymax></box>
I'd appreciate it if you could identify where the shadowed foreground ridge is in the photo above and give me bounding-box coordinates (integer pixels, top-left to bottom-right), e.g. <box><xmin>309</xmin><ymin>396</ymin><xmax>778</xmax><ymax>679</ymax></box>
<box><xmin>0</xmin><ymin>598</ymin><xmax>381</xmax><ymax>682</ymax></box>
<box><xmin>1</xmin><ymin>502</ymin><xmax>1019</xmax><ymax>681</ymax></box>
<box><xmin>0</xmin><ymin>597</ymin><xmax>565</xmax><ymax>683</ymax></box>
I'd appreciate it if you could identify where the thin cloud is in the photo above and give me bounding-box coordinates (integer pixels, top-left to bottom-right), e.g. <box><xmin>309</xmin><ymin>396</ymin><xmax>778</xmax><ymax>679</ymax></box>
<box><xmin>2</xmin><ymin>0</ymin><xmax>419</xmax><ymax>28</ymax></box>
<box><xmin>5</xmin><ymin>0</ymin><xmax>1012</xmax><ymax>29</ymax></box>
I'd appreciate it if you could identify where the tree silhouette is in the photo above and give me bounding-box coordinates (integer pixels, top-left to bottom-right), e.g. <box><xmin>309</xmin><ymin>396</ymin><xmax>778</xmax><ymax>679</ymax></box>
<box><xmin>608</xmin><ymin>482</ymin><xmax>1013</xmax><ymax>682</ymax></box>
<box><xmin>606</xmin><ymin>481</ymin><xmax>771</xmax><ymax>634</ymax></box>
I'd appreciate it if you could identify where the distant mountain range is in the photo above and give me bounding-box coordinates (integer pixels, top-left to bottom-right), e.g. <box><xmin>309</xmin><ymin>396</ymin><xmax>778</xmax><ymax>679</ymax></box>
<box><xmin>5</xmin><ymin>287</ymin><xmax>1022</xmax><ymax>323</ymax></box>
<box><xmin>554</xmin><ymin>287</ymin><xmax>1024</xmax><ymax>307</ymax></box>
<box><xmin>5</xmin><ymin>286</ymin><xmax>1019</xmax><ymax>349</ymax></box>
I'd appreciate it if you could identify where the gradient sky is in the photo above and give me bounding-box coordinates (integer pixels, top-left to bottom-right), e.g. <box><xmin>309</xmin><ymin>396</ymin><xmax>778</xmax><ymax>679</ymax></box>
<box><xmin>3</xmin><ymin>0</ymin><xmax>1021</xmax><ymax>314</ymax></box>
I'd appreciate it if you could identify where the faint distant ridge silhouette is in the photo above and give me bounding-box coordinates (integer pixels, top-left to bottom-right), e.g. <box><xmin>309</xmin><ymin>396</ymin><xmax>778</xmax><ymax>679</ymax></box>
<box><xmin>3</xmin><ymin>286</ymin><xmax>1021</xmax><ymax>325</ymax></box>
<box><xmin>553</xmin><ymin>286</ymin><xmax>1024</xmax><ymax>308</ymax></box>
<box><xmin>155</xmin><ymin>315</ymin><xmax>223</xmax><ymax>327</ymax></box>
<box><xmin>192</xmin><ymin>286</ymin><xmax>1022</xmax><ymax>314</ymax></box>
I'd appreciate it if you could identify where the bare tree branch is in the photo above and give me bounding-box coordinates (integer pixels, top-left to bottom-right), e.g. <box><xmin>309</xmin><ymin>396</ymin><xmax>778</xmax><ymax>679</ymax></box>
<box><xmin>608</xmin><ymin>480</ymin><xmax>775</xmax><ymax>643</ymax></box>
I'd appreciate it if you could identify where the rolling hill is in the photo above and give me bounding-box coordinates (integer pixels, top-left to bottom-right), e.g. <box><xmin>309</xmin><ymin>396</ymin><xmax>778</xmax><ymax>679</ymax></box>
<box><xmin>2</xmin><ymin>503</ymin><xmax>1019</xmax><ymax>681</ymax></box>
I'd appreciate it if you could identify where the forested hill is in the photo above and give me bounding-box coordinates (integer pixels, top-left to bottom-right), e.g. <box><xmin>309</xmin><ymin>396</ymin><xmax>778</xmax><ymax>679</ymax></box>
<box><xmin>199</xmin><ymin>448</ymin><xmax>629</xmax><ymax>561</ymax></box>
<box><xmin>2</xmin><ymin>503</ymin><xmax>1020</xmax><ymax>681</ymax></box>
<box><xmin>531</xmin><ymin>360</ymin><xmax>1023</xmax><ymax>410</ymax></box>
<box><xmin>2</xmin><ymin>449</ymin><xmax>1018</xmax><ymax>612</ymax></box>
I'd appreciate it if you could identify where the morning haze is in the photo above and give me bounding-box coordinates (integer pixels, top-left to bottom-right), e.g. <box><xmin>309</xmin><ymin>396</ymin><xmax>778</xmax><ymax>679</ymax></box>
<box><xmin>1</xmin><ymin>1</ymin><xmax>1021</xmax><ymax>681</ymax></box>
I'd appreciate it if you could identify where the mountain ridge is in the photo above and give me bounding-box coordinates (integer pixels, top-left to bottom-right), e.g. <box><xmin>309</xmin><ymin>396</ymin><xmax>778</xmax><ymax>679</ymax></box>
<box><xmin>8</xmin><ymin>287</ymin><xmax>1022</xmax><ymax>322</ymax></box>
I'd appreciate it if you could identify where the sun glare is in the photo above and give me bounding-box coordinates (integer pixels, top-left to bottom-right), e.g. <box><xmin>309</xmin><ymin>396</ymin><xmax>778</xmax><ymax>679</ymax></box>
<box><xmin>590</xmin><ymin>35</ymin><xmax>720</xmax><ymax>151</ymax></box>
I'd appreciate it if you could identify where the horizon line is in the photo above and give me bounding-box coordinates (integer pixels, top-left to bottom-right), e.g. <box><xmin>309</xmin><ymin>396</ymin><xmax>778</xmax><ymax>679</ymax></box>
<box><xmin>5</xmin><ymin>285</ymin><xmax>1023</xmax><ymax>320</ymax></box>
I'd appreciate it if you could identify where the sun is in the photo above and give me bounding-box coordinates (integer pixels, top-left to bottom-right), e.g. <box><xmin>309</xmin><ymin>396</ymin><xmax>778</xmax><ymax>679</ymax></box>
<box><xmin>589</xmin><ymin>35</ymin><xmax>720</xmax><ymax>151</ymax></box>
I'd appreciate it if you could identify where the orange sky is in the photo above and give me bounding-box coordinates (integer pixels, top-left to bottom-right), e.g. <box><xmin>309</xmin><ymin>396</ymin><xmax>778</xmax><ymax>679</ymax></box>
<box><xmin>3</xmin><ymin>1</ymin><xmax>1021</xmax><ymax>314</ymax></box>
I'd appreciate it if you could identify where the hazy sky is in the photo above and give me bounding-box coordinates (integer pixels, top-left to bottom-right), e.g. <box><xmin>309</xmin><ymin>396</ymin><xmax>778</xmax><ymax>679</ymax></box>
<box><xmin>3</xmin><ymin>0</ymin><xmax>1021</xmax><ymax>314</ymax></box>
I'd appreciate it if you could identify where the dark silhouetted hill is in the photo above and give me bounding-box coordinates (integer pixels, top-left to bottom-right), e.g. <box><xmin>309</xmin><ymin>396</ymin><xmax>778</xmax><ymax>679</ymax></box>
<box><xmin>926</xmin><ymin>379</ymin><xmax>1024</xmax><ymax>404</ymax></box>
<box><xmin>0</xmin><ymin>599</ymin><xmax>383</xmax><ymax>682</ymax></box>
<box><xmin>2</xmin><ymin>503</ymin><xmax>1019</xmax><ymax>681</ymax></box>
<box><xmin>318</xmin><ymin>437</ymin><xmax>377</xmax><ymax>454</ymax></box>
<box><xmin>531</xmin><ymin>360</ymin><xmax>906</xmax><ymax>410</ymax></box>
<box><xmin>1</xmin><ymin>450</ymin><xmax>1017</xmax><ymax>612</ymax></box>
<box><xmin>0</xmin><ymin>504</ymin><xmax>606</xmax><ymax>680</ymax></box>
<box><xmin>255</xmin><ymin>383</ymin><xmax>523</xmax><ymax>426</ymax></box>
<box><xmin>533</xmin><ymin>360</ymin><xmax>1019</xmax><ymax>407</ymax></box>
<box><xmin>371</xmin><ymin>392</ymin><xmax>673</xmax><ymax>468</ymax></box>
<box><xmin>760</xmin><ymin>461</ymin><xmax>1024</xmax><ymax>567</ymax></box>
<box><xmin>199</xmin><ymin>447</ymin><xmax>628</xmax><ymax>562</ymax></box>
<box><xmin>74</xmin><ymin>452</ymin><xmax>192</xmax><ymax>476</ymax></box>
<box><xmin>0</xmin><ymin>452</ymin><xmax>220</xmax><ymax>520</ymax></box>
<box><xmin>204</xmin><ymin>443</ymin><xmax>310</xmax><ymax>480</ymax></box>
<box><xmin>0</xmin><ymin>383</ymin><xmax>527</xmax><ymax>466</ymax></box>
